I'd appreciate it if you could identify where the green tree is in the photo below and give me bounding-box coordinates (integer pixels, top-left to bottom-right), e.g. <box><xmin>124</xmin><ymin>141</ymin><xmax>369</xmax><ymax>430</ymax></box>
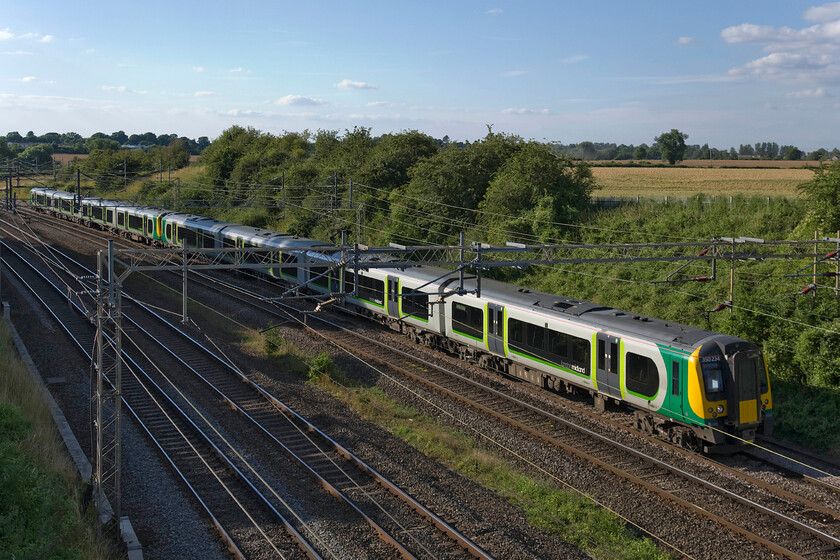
<box><xmin>388</xmin><ymin>132</ymin><xmax>521</xmax><ymax>244</ymax></box>
<box><xmin>478</xmin><ymin>142</ymin><xmax>595</xmax><ymax>244</ymax></box>
<box><xmin>633</xmin><ymin>145</ymin><xmax>648</xmax><ymax>160</ymax></box>
<box><xmin>798</xmin><ymin>161</ymin><xmax>840</xmax><ymax>232</ymax></box>
<box><xmin>654</xmin><ymin>129</ymin><xmax>688</xmax><ymax>165</ymax></box>
<box><xmin>85</xmin><ymin>137</ymin><xmax>120</xmax><ymax>152</ymax></box>
<box><xmin>20</xmin><ymin>143</ymin><xmax>54</xmax><ymax>170</ymax></box>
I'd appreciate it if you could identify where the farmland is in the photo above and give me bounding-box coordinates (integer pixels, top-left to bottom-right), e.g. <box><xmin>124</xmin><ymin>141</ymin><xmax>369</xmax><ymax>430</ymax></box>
<box><xmin>591</xmin><ymin>164</ymin><xmax>815</xmax><ymax>198</ymax></box>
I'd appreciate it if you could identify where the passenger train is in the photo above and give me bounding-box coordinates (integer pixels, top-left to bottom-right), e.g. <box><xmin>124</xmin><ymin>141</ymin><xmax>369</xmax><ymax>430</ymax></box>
<box><xmin>29</xmin><ymin>187</ymin><xmax>773</xmax><ymax>451</ymax></box>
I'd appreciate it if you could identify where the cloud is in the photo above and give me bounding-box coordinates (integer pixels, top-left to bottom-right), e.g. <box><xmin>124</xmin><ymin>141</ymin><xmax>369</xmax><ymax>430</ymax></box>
<box><xmin>229</xmin><ymin>67</ymin><xmax>250</xmax><ymax>73</ymax></box>
<box><xmin>501</xmin><ymin>70</ymin><xmax>527</xmax><ymax>77</ymax></box>
<box><xmin>275</xmin><ymin>94</ymin><xmax>328</xmax><ymax>106</ymax></box>
<box><xmin>335</xmin><ymin>79</ymin><xmax>377</xmax><ymax>90</ymax></box>
<box><xmin>561</xmin><ymin>55</ymin><xmax>589</xmax><ymax>64</ymax></box>
<box><xmin>486</xmin><ymin>8</ymin><xmax>503</xmax><ymax>15</ymax></box>
<box><xmin>21</xmin><ymin>76</ymin><xmax>36</xmax><ymax>83</ymax></box>
<box><xmin>804</xmin><ymin>2</ymin><xmax>840</xmax><ymax>22</ymax></box>
<box><xmin>677</xmin><ymin>36</ymin><xmax>694</xmax><ymax>45</ymax></box>
<box><xmin>0</xmin><ymin>29</ymin><xmax>54</xmax><ymax>42</ymax></box>
<box><xmin>366</xmin><ymin>101</ymin><xmax>391</xmax><ymax>107</ymax></box>
<box><xmin>1</xmin><ymin>50</ymin><xmax>32</xmax><ymax>55</ymax></box>
<box><xmin>786</xmin><ymin>86</ymin><xmax>830</xmax><ymax>98</ymax></box>
<box><xmin>102</xmin><ymin>85</ymin><xmax>146</xmax><ymax>94</ymax></box>
<box><xmin>501</xmin><ymin>107</ymin><xmax>551</xmax><ymax>115</ymax></box>
<box><xmin>193</xmin><ymin>66</ymin><xmax>205</xmax><ymax>73</ymax></box>
<box><xmin>722</xmin><ymin>7</ymin><xmax>840</xmax><ymax>85</ymax></box>
<box><xmin>194</xmin><ymin>91</ymin><xmax>214</xmax><ymax>96</ymax></box>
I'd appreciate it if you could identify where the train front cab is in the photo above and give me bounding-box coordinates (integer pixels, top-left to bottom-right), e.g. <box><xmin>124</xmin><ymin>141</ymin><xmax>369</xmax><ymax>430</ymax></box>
<box><xmin>688</xmin><ymin>337</ymin><xmax>773</xmax><ymax>448</ymax></box>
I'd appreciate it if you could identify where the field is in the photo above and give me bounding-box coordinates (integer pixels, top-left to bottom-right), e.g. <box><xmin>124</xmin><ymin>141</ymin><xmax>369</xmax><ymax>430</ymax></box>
<box><xmin>592</xmin><ymin>165</ymin><xmax>815</xmax><ymax>198</ymax></box>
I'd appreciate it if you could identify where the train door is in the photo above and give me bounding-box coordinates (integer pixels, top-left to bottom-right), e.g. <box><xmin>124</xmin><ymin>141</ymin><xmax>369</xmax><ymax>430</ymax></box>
<box><xmin>730</xmin><ymin>351</ymin><xmax>762</xmax><ymax>425</ymax></box>
<box><xmin>487</xmin><ymin>303</ymin><xmax>505</xmax><ymax>355</ymax></box>
<box><xmin>596</xmin><ymin>333</ymin><xmax>621</xmax><ymax>398</ymax></box>
<box><xmin>670</xmin><ymin>360</ymin><xmax>684</xmax><ymax>420</ymax></box>
<box><xmin>387</xmin><ymin>276</ymin><xmax>400</xmax><ymax>318</ymax></box>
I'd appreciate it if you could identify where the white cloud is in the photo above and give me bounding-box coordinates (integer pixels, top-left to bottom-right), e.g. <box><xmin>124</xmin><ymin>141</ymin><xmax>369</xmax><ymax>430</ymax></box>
<box><xmin>805</xmin><ymin>2</ymin><xmax>840</xmax><ymax>22</ymax></box>
<box><xmin>0</xmin><ymin>29</ymin><xmax>54</xmax><ymax>42</ymax></box>
<box><xmin>486</xmin><ymin>8</ymin><xmax>503</xmax><ymax>15</ymax></box>
<box><xmin>366</xmin><ymin>101</ymin><xmax>391</xmax><ymax>107</ymax></box>
<box><xmin>102</xmin><ymin>85</ymin><xmax>146</xmax><ymax>94</ymax></box>
<box><xmin>677</xmin><ymin>36</ymin><xmax>694</xmax><ymax>45</ymax></box>
<box><xmin>335</xmin><ymin>79</ymin><xmax>377</xmax><ymax>90</ymax></box>
<box><xmin>723</xmin><ymin>8</ymin><xmax>840</xmax><ymax>85</ymax></box>
<box><xmin>501</xmin><ymin>70</ymin><xmax>527</xmax><ymax>77</ymax></box>
<box><xmin>21</xmin><ymin>76</ymin><xmax>36</xmax><ymax>83</ymax></box>
<box><xmin>229</xmin><ymin>67</ymin><xmax>250</xmax><ymax>73</ymax></box>
<box><xmin>275</xmin><ymin>94</ymin><xmax>328</xmax><ymax>106</ymax></box>
<box><xmin>561</xmin><ymin>55</ymin><xmax>589</xmax><ymax>64</ymax></box>
<box><xmin>786</xmin><ymin>86</ymin><xmax>830</xmax><ymax>98</ymax></box>
<box><xmin>193</xmin><ymin>66</ymin><xmax>205</xmax><ymax>73</ymax></box>
<box><xmin>1</xmin><ymin>50</ymin><xmax>32</xmax><ymax>55</ymax></box>
<box><xmin>194</xmin><ymin>90</ymin><xmax>214</xmax><ymax>96</ymax></box>
<box><xmin>501</xmin><ymin>107</ymin><xmax>551</xmax><ymax>115</ymax></box>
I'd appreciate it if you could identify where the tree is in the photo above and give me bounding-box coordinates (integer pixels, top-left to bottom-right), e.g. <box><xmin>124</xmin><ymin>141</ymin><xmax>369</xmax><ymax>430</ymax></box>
<box><xmin>782</xmin><ymin>146</ymin><xmax>803</xmax><ymax>160</ymax></box>
<box><xmin>479</xmin><ymin>142</ymin><xmax>594</xmax><ymax>243</ymax></box>
<box><xmin>633</xmin><ymin>145</ymin><xmax>648</xmax><ymax>160</ymax></box>
<box><xmin>654</xmin><ymin>129</ymin><xmax>688</xmax><ymax>165</ymax></box>
<box><xmin>739</xmin><ymin>144</ymin><xmax>754</xmax><ymax>156</ymax></box>
<box><xmin>798</xmin><ymin>161</ymin><xmax>840</xmax><ymax>232</ymax></box>
<box><xmin>85</xmin><ymin>137</ymin><xmax>120</xmax><ymax>152</ymax></box>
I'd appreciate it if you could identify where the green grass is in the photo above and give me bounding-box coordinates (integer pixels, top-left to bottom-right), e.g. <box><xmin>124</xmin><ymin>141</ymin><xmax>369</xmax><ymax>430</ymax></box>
<box><xmin>0</xmin><ymin>322</ymin><xmax>117</xmax><ymax>560</ymax></box>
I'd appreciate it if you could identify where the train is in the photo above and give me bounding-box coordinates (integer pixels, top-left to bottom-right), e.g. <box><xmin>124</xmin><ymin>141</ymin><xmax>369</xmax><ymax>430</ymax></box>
<box><xmin>28</xmin><ymin>187</ymin><xmax>773</xmax><ymax>452</ymax></box>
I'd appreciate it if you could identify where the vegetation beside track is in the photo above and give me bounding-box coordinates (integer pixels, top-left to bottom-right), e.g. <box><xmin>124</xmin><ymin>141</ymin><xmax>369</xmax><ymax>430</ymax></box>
<box><xmin>0</xmin><ymin>321</ymin><xmax>117</xmax><ymax>560</ymax></box>
<box><xmin>305</xmin><ymin>354</ymin><xmax>672</xmax><ymax>560</ymax></box>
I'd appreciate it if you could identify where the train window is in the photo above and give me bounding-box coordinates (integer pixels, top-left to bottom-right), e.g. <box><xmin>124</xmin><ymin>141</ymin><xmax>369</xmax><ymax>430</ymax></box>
<box><xmin>61</xmin><ymin>199</ymin><xmax>72</xmax><ymax>212</ymax></box>
<box><xmin>671</xmin><ymin>361</ymin><xmax>680</xmax><ymax>396</ymax></box>
<box><xmin>177</xmin><ymin>226</ymin><xmax>197</xmax><ymax>247</ymax></box>
<box><xmin>571</xmin><ymin>338</ymin><xmax>590</xmax><ymax>367</ymax></box>
<box><xmin>736</xmin><ymin>353</ymin><xmax>760</xmax><ymax>398</ymax></box>
<box><xmin>626</xmin><ymin>352</ymin><xmax>659</xmax><ymax>399</ymax></box>
<box><xmin>223</xmin><ymin>236</ymin><xmax>236</xmax><ymax>249</ymax></box>
<box><xmin>106</xmin><ymin>210</ymin><xmax>113</xmax><ymax>223</ymax></box>
<box><xmin>402</xmin><ymin>288</ymin><xmax>429</xmax><ymax>321</ymax></box>
<box><xmin>452</xmin><ymin>302</ymin><xmax>483</xmax><ymax>340</ymax></box>
<box><xmin>701</xmin><ymin>359</ymin><xmax>725</xmax><ymax>398</ymax></box>
<box><xmin>92</xmin><ymin>206</ymin><xmax>104</xmax><ymax>220</ymax></box>
<box><xmin>281</xmin><ymin>252</ymin><xmax>297</xmax><ymax>277</ymax></box>
<box><xmin>128</xmin><ymin>214</ymin><xmax>143</xmax><ymax>231</ymax></box>
<box><xmin>147</xmin><ymin>220</ymin><xmax>154</xmax><ymax>236</ymax></box>
<box><xmin>344</xmin><ymin>271</ymin><xmax>384</xmax><ymax>305</ymax></box>
<box><xmin>310</xmin><ymin>265</ymin><xmax>329</xmax><ymax>289</ymax></box>
<box><xmin>598</xmin><ymin>340</ymin><xmax>605</xmax><ymax>370</ymax></box>
<box><xmin>165</xmin><ymin>223</ymin><xmax>172</xmax><ymax>241</ymax></box>
<box><xmin>508</xmin><ymin>318</ymin><xmax>589</xmax><ymax>375</ymax></box>
<box><xmin>610</xmin><ymin>343</ymin><xmax>619</xmax><ymax>373</ymax></box>
<box><xmin>118</xmin><ymin>213</ymin><xmax>125</xmax><ymax>227</ymax></box>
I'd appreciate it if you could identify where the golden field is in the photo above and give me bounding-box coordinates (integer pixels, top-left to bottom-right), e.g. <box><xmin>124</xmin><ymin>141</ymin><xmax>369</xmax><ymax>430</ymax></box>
<box><xmin>592</xmin><ymin>165</ymin><xmax>816</xmax><ymax>198</ymax></box>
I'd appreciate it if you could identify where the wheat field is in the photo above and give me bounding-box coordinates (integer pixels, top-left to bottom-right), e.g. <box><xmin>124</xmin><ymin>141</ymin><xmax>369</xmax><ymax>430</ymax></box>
<box><xmin>592</xmin><ymin>165</ymin><xmax>815</xmax><ymax>198</ymax></box>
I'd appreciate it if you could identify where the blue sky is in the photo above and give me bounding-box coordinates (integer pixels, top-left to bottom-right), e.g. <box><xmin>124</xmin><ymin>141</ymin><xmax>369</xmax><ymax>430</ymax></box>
<box><xmin>2</xmin><ymin>1</ymin><xmax>839</xmax><ymax>150</ymax></box>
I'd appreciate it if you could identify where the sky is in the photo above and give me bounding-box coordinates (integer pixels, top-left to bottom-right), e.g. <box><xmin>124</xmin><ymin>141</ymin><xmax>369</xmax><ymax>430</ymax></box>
<box><xmin>2</xmin><ymin>1</ymin><xmax>840</xmax><ymax>151</ymax></box>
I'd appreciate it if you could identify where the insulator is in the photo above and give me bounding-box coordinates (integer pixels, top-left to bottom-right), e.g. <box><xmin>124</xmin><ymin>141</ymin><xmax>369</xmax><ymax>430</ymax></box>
<box><xmin>694</xmin><ymin>276</ymin><xmax>711</xmax><ymax>282</ymax></box>
<box><xmin>712</xmin><ymin>304</ymin><xmax>727</xmax><ymax>312</ymax></box>
<box><xmin>824</xmin><ymin>272</ymin><xmax>838</xmax><ymax>278</ymax></box>
<box><xmin>697</xmin><ymin>248</ymin><xmax>709</xmax><ymax>257</ymax></box>
<box><xmin>826</xmin><ymin>250</ymin><xmax>838</xmax><ymax>259</ymax></box>
<box><xmin>801</xmin><ymin>284</ymin><xmax>815</xmax><ymax>294</ymax></box>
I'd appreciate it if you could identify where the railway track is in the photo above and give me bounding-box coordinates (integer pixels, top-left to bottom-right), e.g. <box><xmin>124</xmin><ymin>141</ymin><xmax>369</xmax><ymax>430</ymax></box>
<box><xmin>12</xmin><ymin>204</ymin><xmax>840</xmax><ymax>558</ymax></box>
<box><xmin>1</xmin><ymin>213</ymin><xmax>495</xmax><ymax>560</ymax></box>
<box><xmin>0</xmin><ymin>236</ymin><xmax>322</xmax><ymax>559</ymax></box>
<box><xmin>175</xmin><ymin>263</ymin><xmax>840</xmax><ymax>559</ymax></box>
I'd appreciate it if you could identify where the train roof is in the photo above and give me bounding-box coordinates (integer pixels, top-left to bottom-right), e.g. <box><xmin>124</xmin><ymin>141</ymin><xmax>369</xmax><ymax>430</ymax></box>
<box><xmin>218</xmin><ymin>224</ymin><xmax>332</xmax><ymax>249</ymax></box>
<box><xmin>391</xmin><ymin>264</ymin><xmax>715</xmax><ymax>348</ymax></box>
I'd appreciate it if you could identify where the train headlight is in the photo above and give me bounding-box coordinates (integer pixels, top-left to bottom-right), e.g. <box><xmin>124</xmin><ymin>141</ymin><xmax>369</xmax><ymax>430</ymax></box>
<box><xmin>764</xmin><ymin>399</ymin><xmax>769</xmax><ymax>404</ymax></box>
<box><xmin>716</xmin><ymin>405</ymin><xmax>724</xmax><ymax>414</ymax></box>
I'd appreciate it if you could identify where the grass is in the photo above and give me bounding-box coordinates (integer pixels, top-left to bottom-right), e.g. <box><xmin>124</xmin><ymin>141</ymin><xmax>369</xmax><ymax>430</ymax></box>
<box><xmin>591</xmin><ymin>166</ymin><xmax>814</xmax><ymax>198</ymax></box>
<box><xmin>0</xmin><ymin>321</ymin><xmax>118</xmax><ymax>560</ymax></box>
